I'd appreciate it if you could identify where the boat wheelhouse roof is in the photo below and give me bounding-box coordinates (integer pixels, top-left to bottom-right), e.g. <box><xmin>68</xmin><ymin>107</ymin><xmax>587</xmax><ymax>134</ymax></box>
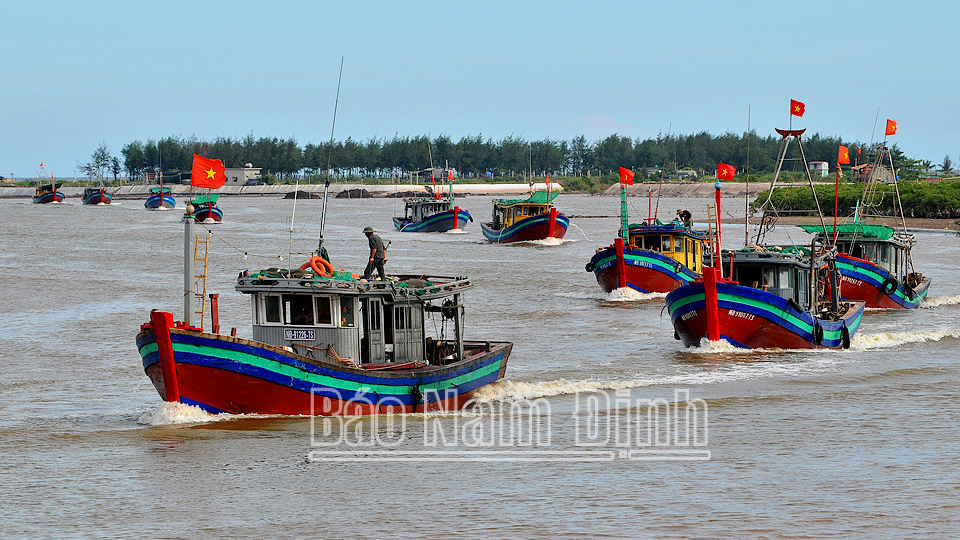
<box><xmin>189</xmin><ymin>193</ymin><xmax>221</xmax><ymax>204</ymax></box>
<box><xmin>236</xmin><ymin>269</ymin><xmax>471</xmax><ymax>301</ymax></box>
<box><xmin>150</xmin><ymin>186</ymin><xmax>172</xmax><ymax>194</ymax></box>
<box><xmin>627</xmin><ymin>220</ymin><xmax>709</xmax><ymax>240</ymax></box>
<box><xmin>492</xmin><ymin>190</ymin><xmax>559</xmax><ymax>207</ymax></box>
<box><xmin>798</xmin><ymin>223</ymin><xmax>894</xmax><ymax>241</ymax></box>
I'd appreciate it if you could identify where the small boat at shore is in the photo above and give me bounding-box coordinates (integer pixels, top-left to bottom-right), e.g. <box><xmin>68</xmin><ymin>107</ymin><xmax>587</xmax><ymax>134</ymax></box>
<box><xmin>393</xmin><ymin>196</ymin><xmax>470</xmax><ymax>232</ymax></box>
<box><xmin>480</xmin><ymin>191</ymin><xmax>568</xmax><ymax>243</ymax></box>
<box><xmin>136</xmin><ymin>189</ymin><xmax>511</xmax><ymax>416</ymax></box>
<box><xmin>144</xmin><ymin>186</ymin><xmax>175</xmax><ymax>210</ymax></box>
<box><xmin>82</xmin><ymin>186</ymin><xmax>112</xmax><ymax>205</ymax></box>
<box><xmin>187</xmin><ymin>192</ymin><xmax>222</xmax><ymax>223</ymax></box>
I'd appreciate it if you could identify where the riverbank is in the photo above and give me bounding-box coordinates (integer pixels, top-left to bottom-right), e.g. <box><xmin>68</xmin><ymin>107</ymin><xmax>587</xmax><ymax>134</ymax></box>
<box><xmin>0</xmin><ymin>182</ymin><xmax>564</xmax><ymax>199</ymax></box>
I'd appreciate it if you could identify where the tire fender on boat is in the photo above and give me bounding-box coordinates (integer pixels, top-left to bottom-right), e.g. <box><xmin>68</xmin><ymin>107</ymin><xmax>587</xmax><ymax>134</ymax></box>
<box><xmin>881</xmin><ymin>277</ymin><xmax>898</xmax><ymax>296</ymax></box>
<box><xmin>787</xmin><ymin>297</ymin><xmax>804</xmax><ymax>313</ymax></box>
<box><xmin>585</xmin><ymin>261</ymin><xmax>595</xmax><ymax>272</ymax></box>
<box><xmin>841</xmin><ymin>325</ymin><xmax>851</xmax><ymax>349</ymax></box>
<box><xmin>300</xmin><ymin>257</ymin><xmax>334</xmax><ymax>277</ymax></box>
<box><xmin>813</xmin><ymin>322</ymin><xmax>824</xmax><ymax>346</ymax></box>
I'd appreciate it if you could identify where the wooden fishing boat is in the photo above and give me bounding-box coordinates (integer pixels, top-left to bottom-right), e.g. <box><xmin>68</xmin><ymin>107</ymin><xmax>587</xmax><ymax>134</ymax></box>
<box><xmin>799</xmin><ymin>223</ymin><xmax>930</xmax><ymax>309</ymax></box>
<box><xmin>666</xmin><ymin>248</ymin><xmax>864</xmax><ymax>349</ymax></box>
<box><xmin>144</xmin><ymin>186</ymin><xmax>175</xmax><ymax>209</ymax></box>
<box><xmin>667</xmin><ymin>129</ymin><xmax>864</xmax><ymax>350</ymax></box>
<box><xmin>33</xmin><ymin>183</ymin><xmax>64</xmax><ymax>204</ymax></box>
<box><xmin>588</xmin><ymin>222</ymin><xmax>707</xmax><ymax>293</ymax></box>
<box><xmin>480</xmin><ymin>191</ymin><xmax>568</xmax><ymax>243</ymax></box>
<box><xmin>136</xmin><ymin>196</ymin><xmax>511</xmax><ymax>416</ymax></box>
<box><xmin>394</xmin><ymin>196</ymin><xmax>470</xmax><ymax>232</ymax></box>
<box><xmin>187</xmin><ymin>193</ymin><xmax>223</xmax><ymax>223</ymax></box>
<box><xmin>82</xmin><ymin>186</ymin><xmax>112</xmax><ymax>205</ymax></box>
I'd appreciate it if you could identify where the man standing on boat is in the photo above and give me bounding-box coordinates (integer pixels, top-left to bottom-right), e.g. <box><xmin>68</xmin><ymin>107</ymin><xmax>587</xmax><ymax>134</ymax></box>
<box><xmin>362</xmin><ymin>226</ymin><xmax>387</xmax><ymax>280</ymax></box>
<box><xmin>677</xmin><ymin>209</ymin><xmax>692</xmax><ymax>227</ymax></box>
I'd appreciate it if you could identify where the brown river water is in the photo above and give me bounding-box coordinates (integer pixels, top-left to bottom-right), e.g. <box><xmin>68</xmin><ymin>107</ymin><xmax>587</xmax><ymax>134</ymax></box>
<box><xmin>0</xmin><ymin>194</ymin><xmax>957</xmax><ymax>538</ymax></box>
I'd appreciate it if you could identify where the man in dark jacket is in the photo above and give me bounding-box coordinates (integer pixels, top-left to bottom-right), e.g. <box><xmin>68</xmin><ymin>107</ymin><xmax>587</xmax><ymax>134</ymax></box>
<box><xmin>362</xmin><ymin>226</ymin><xmax>386</xmax><ymax>280</ymax></box>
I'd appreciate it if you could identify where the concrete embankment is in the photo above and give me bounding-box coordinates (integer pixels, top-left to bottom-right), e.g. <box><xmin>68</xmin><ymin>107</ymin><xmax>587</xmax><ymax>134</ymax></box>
<box><xmin>0</xmin><ymin>182</ymin><xmax>567</xmax><ymax>199</ymax></box>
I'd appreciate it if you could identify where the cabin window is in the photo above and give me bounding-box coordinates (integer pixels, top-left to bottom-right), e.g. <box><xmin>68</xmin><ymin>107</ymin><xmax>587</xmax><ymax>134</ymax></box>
<box><xmin>523</xmin><ymin>207</ymin><xmax>530</xmax><ymax>215</ymax></box>
<box><xmin>285</xmin><ymin>294</ymin><xmax>314</xmax><ymax>325</ymax></box>
<box><xmin>661</xmin><ymin>236</ymin><xmax>672</xmax><ymax>252</ymax></box>
<box><xmin>779</xmin><ymin>268</ymin><xmax>791</xmax><ymax>289</ymax></box>
<box><xmin>340</xmin><ymin>299</ymin><xmax>356</xmax><ymax>327</ymax></box>
<box><xmin>395</xmin><ymin>306</ymin><xmax>406</xmax><ymax>329</ymax></box>
<box><xmin>763</xmin><ymin>267</ymin><xmax>775</xmax><ymax>290</ymax></box>
<box><xmin>264</xmin><ymin>296</ymin><xmax>282</xmax><ymax>323</ymax></box>
<box><xmin>315</xmin><ymin>297</ymin><xmax>333</xmax><ymax>325</ymax></box>
<box><xmin>370</xmin><ymin>303</ymin><xmax>381</xmax><ymax>331</ymax></box>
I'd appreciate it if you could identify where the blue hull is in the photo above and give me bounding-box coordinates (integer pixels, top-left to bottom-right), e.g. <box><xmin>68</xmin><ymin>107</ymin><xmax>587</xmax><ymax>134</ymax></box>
<box><xmin>394</xmin><ymin>209</ymin><xmax>471</xmax><ymax>232</ymax></box>
<box><xmin>481</xmin><ymin>213</ymin><xmax>570</xmax><ymax>243</ymax></box>
<box><xmin>33</xmin><ymin>191</ymin><xmax>64</xmax><ymax>204</ymax></box>
<box><xmin>145</xmin><ymin>194</ymin><xmax>176</xmax><ymax>209</ymax></box>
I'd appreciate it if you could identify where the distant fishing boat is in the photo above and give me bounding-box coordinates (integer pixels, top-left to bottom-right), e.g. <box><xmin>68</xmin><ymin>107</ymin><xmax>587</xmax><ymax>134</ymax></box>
<box><xmin>480</xmin><ymin>191</ymin><xmax>568</xmax><ymax>243</ymax></box>
<box><xmin>394</xmin><ymin>196</ymin><xmax>470</xmax><ymax>232</ymax></box>
<box><xmin>33</xmin><ymin>165</ymin><xmax>63</xmax><ymax>204</ymax></box>
<box><xmin>144</xmin><ymin>186</ymin><xmax>175</xmax><ymax>209</ymax></box>
<box><xmin>586</xmin><ymin>173</ymin><xmax>707</xmax><ymax>293</ymax></box>
<box><xmin>187</xmin><ymin>192</ymin><xmax>222</xmax><ymax>223</ymax></box>
<box><xmin>82</xmin><ymin>179</ymin><xmax>112</xmax><ymax>205</ymax></box>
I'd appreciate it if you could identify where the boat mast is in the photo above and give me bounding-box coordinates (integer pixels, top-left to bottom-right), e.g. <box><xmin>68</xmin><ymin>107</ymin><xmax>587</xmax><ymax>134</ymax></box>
<box><xmin>183</xmin><ymin>204</ymin><xmax>196</xmax><ymax>327</ymax></box>
<box><xmin>317</xmin><ymin>57</ymin><xmax>344</xmax><ymax>259</ymax></box>
<box><xmin>744</xmin><ymin>106</ymin><xmax>750</xmax><ymax>245</ymax></box>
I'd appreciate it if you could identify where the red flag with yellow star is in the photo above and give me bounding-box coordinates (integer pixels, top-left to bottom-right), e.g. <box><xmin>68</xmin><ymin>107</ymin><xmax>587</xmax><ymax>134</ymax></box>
<box><xmin>838</xmin><ymin>145</ymin><xmax>850</xmax><ymax>164</ymax></box>
<box><xmin>618</xmin><ymin>166</ymin><xmax>635</xmax><ymax>185</ymax></box>
<box><xmin>790</xmin><ymin>99</ymin><xmax>805</xmax><ymax>117</ymax></box>
<box><xmin>191</xmin><ymin>154</ymin><xmax>226</xmax><ymax>189</ymax></box>
<box><xmin>885</xmin><ymin>119</ymin><xmax>897</xmax><ymax>136</ymax></box>
<box><xmin>718</xmin><ymin>163</ymin><xmax>736</xmax><ymax>180</ymax></box>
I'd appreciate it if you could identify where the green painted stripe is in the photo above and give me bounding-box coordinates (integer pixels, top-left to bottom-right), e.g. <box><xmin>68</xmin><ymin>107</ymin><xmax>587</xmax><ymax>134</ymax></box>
<box><xmin>715</xmin><ymin>292</ymin><xmax>814</xmax><ymax>333</ymax></box>
<box><xmin>171</xmin><ymin>342</ymin><xmax>501</xmax><ymax>394</ymax></box>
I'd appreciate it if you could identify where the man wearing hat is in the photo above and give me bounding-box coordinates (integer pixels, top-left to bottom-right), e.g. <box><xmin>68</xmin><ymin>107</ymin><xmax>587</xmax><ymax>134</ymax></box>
<box><xmin>362</xmin><ymin>226</ymin><xmax>387</xmax><ymax>280</ymax></box>
<box><xmin>677</xmin><ymin>208</ymin><xmax>692</xmax><ymax>227</ymax></box>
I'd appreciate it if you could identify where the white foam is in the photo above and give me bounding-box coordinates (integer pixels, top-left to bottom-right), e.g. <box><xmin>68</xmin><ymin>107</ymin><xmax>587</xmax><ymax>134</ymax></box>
<box><xmin>850</xmin><ymin>329</ymin><xmax>960</xmax><ymax>350</ymax></box>
<box><xmin>605</xmin><ymin>288</ymin><xmax>666</xmax><ymax>302</ymax></box>
<box><xmin>444</xmin><ymin>228</ymin><xmax>468</xmax><ymax>234</ymax></box>
<box><xmin>527</xmin><ymin>237</ymin><xmax>576</xmax><ymax>246</ymax></box>
<box><xmin>691</xmin><ymin>338</ymin><xmax>746</xmax><ymax>353</ymax></box>
<box><xmin>137</xmin><ymin>401</ymin><xmax>230</xmax><ymax>426</ymax></box>
<box><xmin>920</xmin><ymin>295</ymin><xmax>960</xmax><ymax>308</ymax></box>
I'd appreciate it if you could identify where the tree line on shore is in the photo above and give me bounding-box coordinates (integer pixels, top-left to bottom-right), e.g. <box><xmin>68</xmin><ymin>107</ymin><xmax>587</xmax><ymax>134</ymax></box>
<box><xmin>107</xmin><ymin>131</ymin><xmax>933</xmax><ymax>184</ymax></box>
<box><xmin>753</xmin><ymin>181</ymin><xmax>960</xmax><ymax>219</ymax></box>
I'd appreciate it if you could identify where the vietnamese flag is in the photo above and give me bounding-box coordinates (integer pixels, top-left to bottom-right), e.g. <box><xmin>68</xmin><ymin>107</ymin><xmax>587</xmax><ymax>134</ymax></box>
<box><xmin>790</xmin><ymin>99</ymin><xmax>805</xmax><ymax>117</ymax></box>
<box><xmin>618</xmin><ymin>166</ymin><xmax>635</xmax><ymax>185</ymax></box>
<box><xmin>448</xmin><ymin>170</ymin><xmax>455</xmax><ymax>181</ymax></box>
<box><xmin>718</xmin><ymin>162</ymin><xmax>736</xmax><ymax>180</ymax></box>
<box><xmin>191</xmin><ymin>154</ymin><xmax>226</xmax><ymax>189</ymax></box>
<box><xmin>885</xmin><ymin>119</ymin><xmax>897</xmax><ymax>136</ymax></box>
<box><xmin>838</xmin><ymin>145</ymin><xmax>850</xmax><ymax>164</ymax></box>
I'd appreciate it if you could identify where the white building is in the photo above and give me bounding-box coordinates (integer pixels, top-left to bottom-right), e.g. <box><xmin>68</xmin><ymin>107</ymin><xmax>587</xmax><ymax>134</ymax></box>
<box><xmin>224</xmin><ymin>164</ymin><xmax>262</xmax><ymax>185</ymax></box>
<box><xmin>808</xmin><ymin>161</ymin><xmax>829</xmax><ymax>177</ymax></box>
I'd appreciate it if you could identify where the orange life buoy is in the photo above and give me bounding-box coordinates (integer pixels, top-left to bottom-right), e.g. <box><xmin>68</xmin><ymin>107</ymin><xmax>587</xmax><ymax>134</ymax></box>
<box><xmin>299</xmin><ymin>256</ymin><xmax>334</xmax><ymax>277</ymax></box>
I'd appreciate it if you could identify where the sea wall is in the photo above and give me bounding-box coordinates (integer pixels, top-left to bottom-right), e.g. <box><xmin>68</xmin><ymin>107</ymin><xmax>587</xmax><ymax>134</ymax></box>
<box><xmin>601</xmin><ymin>181</ymin><xmax>815</xmax><ymax>198</ymax></box>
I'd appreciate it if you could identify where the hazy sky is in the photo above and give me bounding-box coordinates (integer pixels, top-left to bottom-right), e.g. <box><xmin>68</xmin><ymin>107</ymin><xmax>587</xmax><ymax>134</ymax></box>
<box><xmin>2</xmin><ymin>0</ymin><xmax>958</xmax><ymax>178</ymax></box>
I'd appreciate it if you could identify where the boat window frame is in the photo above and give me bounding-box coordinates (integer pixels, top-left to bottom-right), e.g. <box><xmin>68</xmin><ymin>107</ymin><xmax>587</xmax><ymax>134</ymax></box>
<box><xmin>258</xmin><ymin>293</ymin><xmax>343</xmax><ymax>328</ymax></box>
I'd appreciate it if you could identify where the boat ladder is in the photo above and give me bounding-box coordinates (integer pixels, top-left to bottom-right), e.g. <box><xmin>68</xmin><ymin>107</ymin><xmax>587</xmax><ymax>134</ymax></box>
<box><xmin>194</xmin><ymin>233</ymin><xmax>210</xmax><ymax>329</ymax></box>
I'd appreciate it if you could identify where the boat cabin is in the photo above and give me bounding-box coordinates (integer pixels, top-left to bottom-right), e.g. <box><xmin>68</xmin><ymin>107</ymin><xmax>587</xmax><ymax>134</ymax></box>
<box><xmin>490</xmin><ymin>191</ymin><xmax>558</xmax><ymax>230</ymax></box>
<box><xmin>236</xmin><ymin>271</ymin><xmax>469</xmax><ymax>366</ymax></box>
<box><xmin>402</xmin><ymin>197</ymin><xmax>451</xmax><ymax>222</ymax></box>
<box><xmin>800</xmin><ymin>224</ymin><xmax>914</xmax><ymax>282</ymax></box>
<box><xmin>724</xmin><ymin>249</ymin><xmax>813</xmax><ymax>309</ymax></box>
<box><xmin>627</xmin><ymin>222</ymin><xmax>706</xmax><ymax>274</ymax></box>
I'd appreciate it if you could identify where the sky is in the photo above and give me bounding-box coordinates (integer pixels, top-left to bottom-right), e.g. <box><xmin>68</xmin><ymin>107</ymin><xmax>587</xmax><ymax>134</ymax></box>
<box><xmin>2</xmin><ymin>0</ymin><xmax>959</xmax><ymax>178</ymax></box>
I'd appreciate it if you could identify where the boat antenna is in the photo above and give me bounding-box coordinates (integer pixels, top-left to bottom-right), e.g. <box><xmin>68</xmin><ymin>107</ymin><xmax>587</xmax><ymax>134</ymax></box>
<box><xmin>316</xmin><ymin>57</ymin><xmax>344</xmax><ymax>260</ymax></box>
<box><xmin>744</xmin><ymin>105</ymin><xmax>751</xmax><ymax>245</ymax></box>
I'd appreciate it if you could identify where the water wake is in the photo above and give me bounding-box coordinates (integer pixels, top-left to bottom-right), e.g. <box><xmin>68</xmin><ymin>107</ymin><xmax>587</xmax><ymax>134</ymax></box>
<box><xmin>527</xmin><ymin>237</ymin><xmax>576</xmax><ymax>246</ymax></box>
<box><xmin>137</xmin><ymin>401</ymin><xmax>230</xmax><ymax>426</ymax></box>
<box><xmin>850</xmin><ymin>329</ymin><xmax>960</xmax><ymax>350</ymax></box>
<box><xmin>921</xmin><ymin>295</ymin><xmax>960</xmax><ymax>308</ymax></box>
<box><xmin>605</xmin><ymin>288</ymin><xmax>666</xmax><ymax>302</ymax></box>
